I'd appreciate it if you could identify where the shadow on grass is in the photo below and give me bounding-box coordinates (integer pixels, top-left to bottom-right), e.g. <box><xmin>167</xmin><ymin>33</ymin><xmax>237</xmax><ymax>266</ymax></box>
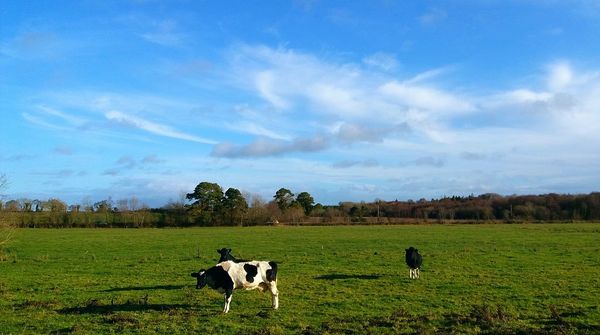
<box><xmin>59</xmin><ymin>301</ymin><xmax>192</xmax><ymax>314</ymax></box>
<box><xmin>102</xmin><ymin>284</ymin><xmax>186</xmax><ymax>292</ymax></box>
<box><xmin>314</xmin><ymin>273</ymin><xmax>381</xmax><ymax>280</ymax></box>
<box><xmin>302</xmin><ymin>306</ymin><xmax>600</xmax><ymax>335</ymax></box>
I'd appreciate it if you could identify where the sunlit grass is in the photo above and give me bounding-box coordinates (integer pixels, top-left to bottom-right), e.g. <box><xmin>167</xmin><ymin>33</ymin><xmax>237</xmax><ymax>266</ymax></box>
<box><xmin>0</xmin><ymin>224</ymin><xmax>599</xmax><ymax>334</ymax></box>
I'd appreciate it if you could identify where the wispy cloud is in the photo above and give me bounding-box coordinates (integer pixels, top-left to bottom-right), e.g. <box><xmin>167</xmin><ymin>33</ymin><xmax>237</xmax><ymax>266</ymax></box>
<box><xmin>414</xmin><ymin>156</ymin><xmax>445</xmax><ymax>168</ymax></box>
<box><xmin>22</xmin><ymin>112</ymin><xmax>70</xmax><ymax>131</ymax></box>
<box><xmin>334</xmin><ymin>122</ymin><xmax>411</xmax><ymax>144</ymax></box>
<box><xmin>332</xmin><ymin>159</ymin><xmax>379</xmax><ymax>169</ymax></box>
<box><xmin>0</xmin><ymin>154</ymin><xmax>36</xmax><ymax>162</ymax></box>
<box><xmin>116</xmin><ymin>156</ymin><xmax>137</xmax><ymax>169</ymax></box>
<box><xmin>228</xmin><ymin>44</ymin><xmax>475</xmax><ymax>147</ymax></box>
<box><xmin>419</xmin><ymin>8</ymin><xmax>447</xmax><ymax>26</ymax></box>
<box><xmin>460</xmin><ymin>152</ymin><xmax>487</xmax><ymax>161</ymax></box>
<box><xmin>105</xmin><ymin>110</ymin><xmax>216</xmax><ymax>144</ymax></box>
<box><xmin>379</xmin><ymin>81</ymin><xmax>473</xmax><ymax>114</ymax></box>
<box><xmin>0</xmin><ymin>31</ymin><xmax>63</xmax><ymax>59</ymax></box>
<box><xmin>362</xmin><ymin>52</ymin><xmax>398</xmax><ymax>72</ymax></box>
<box><xmin>141</xmin><ymin>155</ymin><xmax>165</xmax><ymax>164</ymax></box>
<box><xmin>211</xmin><ymin>136</ymin><xmax>329</xmax><ymax>158</ymax></box>
<box><xmin>225</xmin><ymin>121</ymin><xmax>291</xmax><ymax>141</ymax></box>
<box><xmin>53</xmin><ymin>146</ymin><xmax>73</xmax><ymax>156</ymax></box>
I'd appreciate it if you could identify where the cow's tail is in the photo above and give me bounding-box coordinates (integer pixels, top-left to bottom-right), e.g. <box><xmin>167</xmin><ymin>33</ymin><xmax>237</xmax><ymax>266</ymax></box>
<box><xmin>266</xmin><ymin>261</ymin><xmax>278</xmax><ymax>282</ymax></box>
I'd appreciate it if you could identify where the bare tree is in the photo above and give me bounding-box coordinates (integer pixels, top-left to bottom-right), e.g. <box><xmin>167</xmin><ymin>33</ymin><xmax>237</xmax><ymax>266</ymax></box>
<box><xmin>129</xmin><ymin>196</ymin><xmax>140</xmax><ymax>211</ymax></box>
<box><xmin>0</xmin><ymin>173</ymin><xmax>14</xmax><ymax>247</ymax></box>
<box><xmin>0</xmin><ymin>173</ymin><xmax>7</xmax><ymax>200</ymax></box>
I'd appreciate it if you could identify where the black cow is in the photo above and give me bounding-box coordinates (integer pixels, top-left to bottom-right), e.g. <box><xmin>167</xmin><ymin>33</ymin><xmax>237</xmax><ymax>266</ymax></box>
<box><xmin>217</xmin><ymin>248</ymin><xmax>246</xmax><ymax>263</ymax></box>
<box><xmin>191</xmin><ymin>260</ymin><xmax>279</xmax><ymax>313</ymax></box>
<box><xmin>405</xmin><ymin>247</ymin><xmax>423</xmax><ymax>279</ymax></box>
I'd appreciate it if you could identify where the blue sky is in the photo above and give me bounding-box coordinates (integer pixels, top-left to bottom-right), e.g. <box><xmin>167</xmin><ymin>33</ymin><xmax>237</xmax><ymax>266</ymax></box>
<box><xmin>1</xmin><ymin>1</ymin><xmax>600</xmax><ymax>207</ymax></box>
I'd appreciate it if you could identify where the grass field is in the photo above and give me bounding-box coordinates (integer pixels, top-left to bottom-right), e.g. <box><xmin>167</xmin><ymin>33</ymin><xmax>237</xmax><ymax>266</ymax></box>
<box><xmin>0</xmin><ymin>224</ymin><xmax>599</xmax><ymax>334</ymax></box>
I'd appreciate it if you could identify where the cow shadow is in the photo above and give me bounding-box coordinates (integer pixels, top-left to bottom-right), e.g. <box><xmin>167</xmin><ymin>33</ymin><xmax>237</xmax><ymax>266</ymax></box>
<box><xmin>59</xmin><ymin>301</ymin><xmax>192</xmax><ymax>314</ymax></box>
<box><xmin>102</xmin><ymin>284</ymin><xmax>186</xmax><ymax>292</ymax></box>
<box><xmin>314</xmin><ymin>273</ymin><xmax>382</xmax><ymax>280</ymax></box>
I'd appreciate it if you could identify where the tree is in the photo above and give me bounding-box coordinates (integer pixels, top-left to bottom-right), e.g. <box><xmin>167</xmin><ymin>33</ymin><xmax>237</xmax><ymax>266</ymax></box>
<box><xmin>116</xmin><ymin>199</ymin><xmax>130</xmax><ymax>212</ymax></box>
<box><xmin>47</xmin><ymin>198</ymin><xmax>68</xmax><ymax>227</ymax></box>
<box><xmin>274</xmin><ymin>188</ymin><xmax>294</xmax><ymax>211</ymax></box>
<box><xmin>0</xmin><ymin>173</ymin><xmax>14</xmax><ymax>247</ymax></box>
<box><xmin>223</xmin><ymin>188</ymin><xmax>248</xmax><ymax>226</ymax></box>
<box><xmin>94</xmin><ymin>199</ymin><xmax>113</xmax><ymax>227</ymax></box>
<box><xmin>163</xmin><ymin>191</ymin><xmax>189</xmax><ymax>227</ymax></box>
<box><xmin>284</xmin><ymin>202</ymin><xmax>305</xmax><ymax>224</ymax></box>
<box><xmin>186</xmin><ymin>182</ymin><xmax>224</xmax><ymax>225</ymax></box>
<box><xmin>312</xmin><ymin>203</ymin><xmax>326</xmax><ymax>216</ymax></box>
<box><xmin>245</xmin><ymin>193</ymin><xmax>270</xmax><ymax>226</ymax></box>
<box><xmin>296</xmin><ymin>192</ymin><xmax>315</xmax><ymax>215</ymax></box>
<box><xmin>0</xmin><ymin>173</ymin><xmax>7</xmax><ymax>196</ymax></box>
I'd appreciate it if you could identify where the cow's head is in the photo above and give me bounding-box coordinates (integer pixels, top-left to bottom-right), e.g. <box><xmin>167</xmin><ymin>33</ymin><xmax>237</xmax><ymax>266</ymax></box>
<box><xmin>217</xmin><ymin>248</ymin><xmax>234</xmax><ymax>262</ymax></box>
<box><xmin>191</xmin><ymin>269</ymin><xmax>207</xmax><ymax>289</ymax></box>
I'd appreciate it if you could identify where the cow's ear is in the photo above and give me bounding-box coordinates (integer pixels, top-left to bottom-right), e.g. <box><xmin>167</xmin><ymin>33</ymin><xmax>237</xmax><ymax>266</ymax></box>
<box><xmin>228</xmin><ymin>248</ymin><xmax>232</xmax><ymax>253</ymax></box>
<box><xmin>405</xmin><ymin>249</ymin><xmax>408</xmax><ymax>252</ymax></box>
<box><xmin>217</xmin><ymin>249</ymin><xmax>220</xmax><ymax>253</ymax></box>
<box><xmin>191</xmin><ymin>272</ymin><xmax>198</xmax><ymax>277</ymax></box>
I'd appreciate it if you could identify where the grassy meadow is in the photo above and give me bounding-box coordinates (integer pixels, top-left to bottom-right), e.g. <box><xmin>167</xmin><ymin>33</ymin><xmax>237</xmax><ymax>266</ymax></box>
<box><xmin>0</xmin><ymin>224</ymin><xmax>599</xmax><ymax>334</ymax></box>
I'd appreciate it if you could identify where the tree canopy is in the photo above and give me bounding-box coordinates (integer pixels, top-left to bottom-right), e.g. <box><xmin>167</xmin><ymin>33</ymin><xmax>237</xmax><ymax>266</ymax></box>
<box><xmin>274</xmin><ymin>188</ymin><xmax>294</xmax><ymax>211</ymax></box>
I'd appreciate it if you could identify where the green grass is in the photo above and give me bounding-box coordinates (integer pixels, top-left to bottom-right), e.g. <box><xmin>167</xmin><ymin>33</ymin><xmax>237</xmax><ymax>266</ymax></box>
<box><xmin>1</xmin><ymin>224</ymin><xmax>599</xmax><ymax>334</ymax></box>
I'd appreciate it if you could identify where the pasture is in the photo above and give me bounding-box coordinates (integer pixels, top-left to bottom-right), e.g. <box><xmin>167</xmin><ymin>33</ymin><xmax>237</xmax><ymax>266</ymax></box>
<box><xmin>0</xmin><ymin>224</ymin><xmax>599</xmax><ymax>334</ymax></box>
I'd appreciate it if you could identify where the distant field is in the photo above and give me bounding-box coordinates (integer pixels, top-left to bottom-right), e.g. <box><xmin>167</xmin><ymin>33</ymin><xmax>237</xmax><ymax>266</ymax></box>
<box><xmin>0</xmin><ymin>224</ymin><xmax>599</xmax><ymax>334</ymax></box>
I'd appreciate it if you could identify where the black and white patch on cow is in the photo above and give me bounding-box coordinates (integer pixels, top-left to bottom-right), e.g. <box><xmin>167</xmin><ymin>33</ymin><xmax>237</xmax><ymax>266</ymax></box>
<box><xmin>191</xmin><ymin>260</ymin><xmax>279</xmax><ymax>313</ymax></box>
<box><xmin>405</xmin><ymin>247</ymin><xmax>423</xmax><ymax>279</ymax></box>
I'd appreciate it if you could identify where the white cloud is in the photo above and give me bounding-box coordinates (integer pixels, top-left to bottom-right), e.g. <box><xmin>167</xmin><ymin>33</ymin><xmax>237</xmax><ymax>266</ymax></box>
<box><xmin>380</xmin><ymin>81</ymin><xmax>473</xmax><ymax>114</ymax></box>
<box><xmin>362</xmin><ymin>52</ymin><xmax>398</xmax><ymax>72</ymax></box>
<box><xmin>105</xmin><ymin>110</ymin><xmax>216</xmax><ymax>144</ymax></box>
<box><xmin>228</xmin><ymin>44</ymin><xmax>475</xmax><ymax>147</ymax></box>
<box><xmin>480</xmin><ymin>61</ymin><xmax>600</xmax><ymax>140</ymax></box>
<box><xmin>404</xmin><ymin>66</ymin><xmax>455</xmax><ymax>85</ymax></box>
<box><xmin>306</xmin><ymin>84</ymin><xmax>367</xmax><ymax>117</ymax></box>
<box><xmin>22</xmin><ymin>112</ymin><xmax>69</xmax><ymax>131</ymax></box>
<box><xmin>225</xmin><ymin>120</ymin><xmax>291</xmax><ymax>140</ymax></box>
<box><xmin>547</xmin><ymin>61</ymin><xmax>574</xmax><ymax>91</ymax></box>
<box><xmin>255</xmin><ymin>71</ymin><xmax>290</xmax><ymax>109</ymax></box>
<box><xmin>37</xmin><ymin>105</ymin><xmax>87</xmax><ymax>126</ymax></box>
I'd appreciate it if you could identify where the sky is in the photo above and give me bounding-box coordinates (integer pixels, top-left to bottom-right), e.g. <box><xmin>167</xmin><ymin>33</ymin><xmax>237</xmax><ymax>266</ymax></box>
<box><xmin>1</xmin><ymin>1</ymin><xmax>600</xmax><ymax>207</ymax></box>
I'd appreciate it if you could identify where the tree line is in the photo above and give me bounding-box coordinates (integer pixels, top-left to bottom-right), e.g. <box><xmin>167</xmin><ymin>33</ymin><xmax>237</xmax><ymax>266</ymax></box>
<box><xmin>1</xmin><ymin>180</ymin><xmax>599</xmax><ymax>228</ymax></box>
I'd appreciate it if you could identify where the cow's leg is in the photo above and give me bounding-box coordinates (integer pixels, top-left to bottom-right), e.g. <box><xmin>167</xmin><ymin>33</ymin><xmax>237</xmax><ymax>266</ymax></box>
<box><xmin>416</xmin><ymin>268</ymin><xmax>420</xmax><ymax>279</ymax></box>
<box><xmin>270</xmin><ymin>282</ymin><xmax>279</xmax><ymax>309</ymax></box>
<box><xmin>409</xmin><ymin>268</ymin><xmax>412</xmax><ymax>279</ymax></box>
<box><xmin>223</xmin><ymin>290</ymin><xmax>233</xmax><ymax>313</ymax></box>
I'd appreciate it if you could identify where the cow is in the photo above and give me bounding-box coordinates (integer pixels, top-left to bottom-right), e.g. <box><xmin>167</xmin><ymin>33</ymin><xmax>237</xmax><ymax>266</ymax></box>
<box><xmin>216</xmin><ymin>248</ymin><xmax>246</xmax><ymax>263</ymax></box>
<box><xmin>405</xmin><ymin>247</ymin><xmax>423</xmax><ymax>279</ymax></box>
<box><xmin>191</xmin><ymin>260</ymin><xmax>279</xmax><ymax>313</ymax></box>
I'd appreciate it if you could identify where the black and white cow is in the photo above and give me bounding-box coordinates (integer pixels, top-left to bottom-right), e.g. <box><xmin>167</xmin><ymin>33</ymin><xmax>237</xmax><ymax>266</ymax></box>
<box><xmin>405</xmin><ymin>247</ymin><xmax>423</xmax><ymax>279</ymax></box>
<box><xmin>191</xmin><ymin>260</ymin><xmax>278</xmax><ymax>313</ymax></box>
